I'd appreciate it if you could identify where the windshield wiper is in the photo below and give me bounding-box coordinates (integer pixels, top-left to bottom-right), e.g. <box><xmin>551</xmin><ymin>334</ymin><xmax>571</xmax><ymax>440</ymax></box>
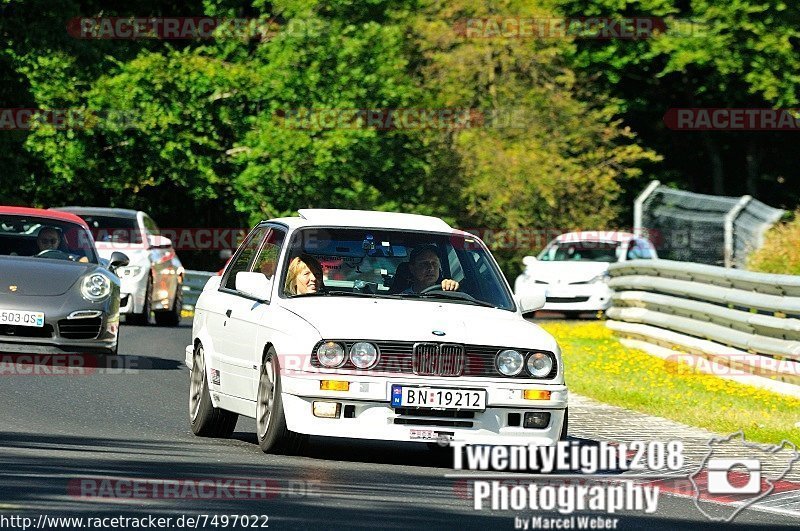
<box><xmin>397</xmin><ymin>291</ymin><xmax>500</xmax><ymax>309</ymax></box>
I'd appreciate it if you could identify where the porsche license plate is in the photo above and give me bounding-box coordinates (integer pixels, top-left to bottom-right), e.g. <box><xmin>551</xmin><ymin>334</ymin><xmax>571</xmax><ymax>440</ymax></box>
<box><xmin>391</xmin><ymin>385</ymin><xmax>486</xmax><ymax>410</ymax></box>
<box><xmin>0</xmin><ymin>309</ymin><xmax>45</xmax><ymax>328</ymax></box>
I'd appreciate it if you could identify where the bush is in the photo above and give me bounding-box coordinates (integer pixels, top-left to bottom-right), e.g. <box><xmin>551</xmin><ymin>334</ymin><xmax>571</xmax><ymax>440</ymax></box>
<box><xmin>747</xmin><ymin>211</ymin><xmax>800</xmax><ymax>275</ymax></box>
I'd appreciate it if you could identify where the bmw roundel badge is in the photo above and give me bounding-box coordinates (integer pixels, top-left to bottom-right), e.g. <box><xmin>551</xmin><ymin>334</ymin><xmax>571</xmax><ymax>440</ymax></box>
<box><xmin>432</xmin><ymin>330</ymin><xmax>446</xmax><ymax>336</ymax></box>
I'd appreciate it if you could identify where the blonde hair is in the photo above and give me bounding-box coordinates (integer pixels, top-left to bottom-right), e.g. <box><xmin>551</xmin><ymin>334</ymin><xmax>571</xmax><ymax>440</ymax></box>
<box><xmin>284</xmin><ymin>254</ymin><xmax>324</xmax><ymax>295</ymax></box>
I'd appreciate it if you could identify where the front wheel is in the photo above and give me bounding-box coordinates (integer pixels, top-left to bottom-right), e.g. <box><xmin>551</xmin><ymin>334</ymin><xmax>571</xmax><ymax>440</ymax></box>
<box><xmin>256</xmin><ymin>348</ymin><xmax>307</xmax><ymax>454</ymax></box>
<box><xmin>189</xmin><ymin>344</ymin><xmax>238</xmax><ymax>437</ymax></box>
<box><xmin>127</xmin><ymin>276</ymin><xmax>152</xmax><ymax>325</ymax></box>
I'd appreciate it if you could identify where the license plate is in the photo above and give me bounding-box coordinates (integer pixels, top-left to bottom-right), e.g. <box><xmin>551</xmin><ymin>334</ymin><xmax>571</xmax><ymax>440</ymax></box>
<box><xmin>0</xmin><ymin>309</ymin><xmax>45</xmax><ymax>328</ymax></box>
<box><xmin>391</xmin><ymin>385</ymin><xmax>486</xmax><ymax>410</ymax></box>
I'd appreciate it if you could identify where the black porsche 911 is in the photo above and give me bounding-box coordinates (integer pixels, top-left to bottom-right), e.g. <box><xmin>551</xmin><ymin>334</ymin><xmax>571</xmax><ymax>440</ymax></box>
<box><xmin>0</xmin><ymin>206</ymin><xmax>129</xmax><ymax>354</ymax></box>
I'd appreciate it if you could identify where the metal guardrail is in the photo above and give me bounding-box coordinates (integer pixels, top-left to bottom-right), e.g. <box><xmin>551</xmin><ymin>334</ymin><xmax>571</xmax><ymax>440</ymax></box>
<box><xmin>606</xmin><ymin>259</ymin><xmax>800</xmax><ymax>387</ymax></box>
<box><xmin>183</xmin><ymin>270</ymin><xmax>215</xmax><ymax>310</ymax></box>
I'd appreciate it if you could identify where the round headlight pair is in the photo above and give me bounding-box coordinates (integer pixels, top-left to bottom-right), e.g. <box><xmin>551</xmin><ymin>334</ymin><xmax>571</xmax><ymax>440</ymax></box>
<box><xmin>316</xmin><ymin>341</ymin><xmax>379</xmax><ymax>369</ymax></box>
<box><xmin>81</xmin><ymin>273</ymin><xmax>111</xmax><ymax>301</ymax></box>
<box><xmin>495</xmin><ymin>349</ymin><xmax>553</xmax><ymax>377</ymax></box>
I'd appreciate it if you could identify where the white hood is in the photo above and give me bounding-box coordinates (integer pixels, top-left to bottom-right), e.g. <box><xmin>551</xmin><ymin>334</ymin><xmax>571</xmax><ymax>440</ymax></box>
<box><xmin>280</xmin><ymin>297</ymin><xmax>558</xmax><ymax>351</ymax></box>
<box><xmin>523</xmin><ymin>260</ymin><xmax>610</xmax><ymax>284</ymax></box>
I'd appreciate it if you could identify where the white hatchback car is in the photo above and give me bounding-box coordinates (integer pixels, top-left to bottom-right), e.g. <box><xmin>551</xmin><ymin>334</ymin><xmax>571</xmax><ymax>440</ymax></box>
<box><xmin>53</xmin><ymin>207</ymin><xmax>185</xmax><ymax>326</ymax></box>
<box><xmin>514</xmin><ymin>231</ymin><xmax>657</xmax><ymax>318</ymax></box>
<box><xmin>186</xmin><ymin>209</ymin><xmax>568</xmax><ymax>453</ymax></box>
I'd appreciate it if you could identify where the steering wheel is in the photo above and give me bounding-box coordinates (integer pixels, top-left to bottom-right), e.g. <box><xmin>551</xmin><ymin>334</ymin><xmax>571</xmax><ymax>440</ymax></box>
<box><xmin>419</xmin><ymin>284</ymin><xmax>443</xmax><ymax>294</ymax></box>
<box><xmin>36</xmin><ymin>249</ymin><xmax>71</xmax><ymax>260</ymax></box>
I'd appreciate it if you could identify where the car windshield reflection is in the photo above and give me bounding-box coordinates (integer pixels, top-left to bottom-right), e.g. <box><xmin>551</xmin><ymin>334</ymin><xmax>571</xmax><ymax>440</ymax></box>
<box><xmin>281</xmin><ymin>228</ymin><xmax>515</xmax><ymax>311</ymax></box>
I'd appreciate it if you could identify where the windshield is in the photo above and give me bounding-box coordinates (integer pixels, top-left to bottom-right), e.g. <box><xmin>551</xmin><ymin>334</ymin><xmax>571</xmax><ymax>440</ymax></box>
<box><xmin>0</xmin><ymin>215</ymin><xmax>98</xmax><ymax>263</ymax></box>
<box><xmin>538</xmin><ymin>240</ymin><xmax>621</xmax><ymax>262</ymax></box>
<box><xmin>281</xmin><ymin>228</ymin><xmax>515</xmax><ymax>311</ymax></box>
<box><xmin>78</xmin><ymin>215</ymin><xmax>143</xmax><ymax>244</ymax></box>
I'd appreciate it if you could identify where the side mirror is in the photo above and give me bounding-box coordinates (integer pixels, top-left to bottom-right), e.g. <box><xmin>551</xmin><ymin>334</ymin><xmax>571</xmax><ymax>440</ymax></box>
<box><xmin>522</xmin><ymin>256</ymin><xmax>538</xmax><ymax>267</ymax></box>
<box><xmin>516</xmin><ymin>291</ymin><xmax>545</xmax><ymax>315</ymax></box>
<box><xmin>235</xmin><ymin>272</ymin><xmax>272</xmax><ymax>301</ymax></box>
<box><xmin>109</xmin><ymin>252</ymin><xmax>129</xmax><ymax>270</ymax></box>
<box><xmin>148</xmin><ymin>234</ymin><xmax>173</xmax><ymax>249</ymax></box>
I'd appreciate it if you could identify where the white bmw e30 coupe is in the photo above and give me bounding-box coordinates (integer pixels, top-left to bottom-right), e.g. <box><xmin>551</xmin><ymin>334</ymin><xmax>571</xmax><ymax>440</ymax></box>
<box><xmin>186</xmin><ymin>209</ymin><xmax>568</xmax><ymax>453</ymax></box>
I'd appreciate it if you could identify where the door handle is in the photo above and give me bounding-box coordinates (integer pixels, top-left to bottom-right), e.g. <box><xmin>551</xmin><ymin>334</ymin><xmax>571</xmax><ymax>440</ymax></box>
<box><xmin>225</xmin><ymin>309</ymin><xmax>232</xmax><ymax>317</ymax></box>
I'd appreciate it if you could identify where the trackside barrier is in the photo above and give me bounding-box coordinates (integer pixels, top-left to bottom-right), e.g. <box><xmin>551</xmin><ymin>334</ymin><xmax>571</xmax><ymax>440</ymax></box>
<box><xmin>606</xmin><ymin>259</ymin><xmax>800</xmax><ymax>388</ymax></box>
<box><xmin>183</xmin><ymin>270</ymin><xmax>215</xmax><ymax>310</ymax></box>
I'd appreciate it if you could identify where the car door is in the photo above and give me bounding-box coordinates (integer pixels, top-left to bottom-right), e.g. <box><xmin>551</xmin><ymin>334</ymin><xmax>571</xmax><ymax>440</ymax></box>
<box><xmin>224</xmin><ymin>226</ymin><xmax>286</xmax><ymax>399</ymax></box>
<box><xmin>211</xmin><ymin>225</ymin><xmax>270</xmax><ymax>400</ymax></box>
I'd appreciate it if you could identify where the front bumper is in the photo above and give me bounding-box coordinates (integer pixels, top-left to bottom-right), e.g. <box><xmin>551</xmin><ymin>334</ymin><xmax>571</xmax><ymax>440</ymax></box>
<box><xmin>280</xmin><ymin>373</ymin><xmax>568</xmax><ymax>445</ymax></box>
<box><xmin>539</xmin><ymin>284</ymin><xmax>612</xmax><ymax>312</ymax></box>
<box><xmin>0</xmin><ymin>309</ymin><xmax>118</xmax><ymax>354</ymax></box>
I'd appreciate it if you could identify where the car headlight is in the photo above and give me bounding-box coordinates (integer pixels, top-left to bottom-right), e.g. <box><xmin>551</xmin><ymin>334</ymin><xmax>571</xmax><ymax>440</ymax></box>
<box><xmin>349</xmin><ymin>342</ymin><xmax>379</xmax><ymax>369</ymax></box>
<box><xmin>317</xmin><ymin>341</ymin><xmax>345</xmax><ymax>368</ymax></box>
<box><xmin>496</xmin><ymin>349</ymin><xmax>524</xmax><ymax>376</ymax></box>
<box><xmin>589</xmin><ymin>272</ymin><xmax>611</xmax><ymax>284</ymax></box>
<box><xmin>526</xmin><ymin>352</ymin><xmax>554</xmax><ymax>377</ymax></box>
<box><xmin>81</xmin><ymin>274</ymin><xmax>111</xmax><ymax>301</ymax></box>
<box><xmin>116</xmin><ymin>266</ymin><xmax>142</xmax><ymax>278</ymax></box>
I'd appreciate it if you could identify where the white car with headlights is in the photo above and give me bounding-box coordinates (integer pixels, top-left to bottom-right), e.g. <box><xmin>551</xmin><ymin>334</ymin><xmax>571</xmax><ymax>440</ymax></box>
<box><xmin>186</xmin><ymin>209</ymin><xmax>568</xmax><ymax>453</ymax></box>
<box><xmin>514</xmin><ymin>231</ymin><xmax>657</xmax><ymax>318</ymax></box>
<box><xmin>52</xmin><ymin>207</ymin><xmax>184</xmax><ymax>326</ymax></box>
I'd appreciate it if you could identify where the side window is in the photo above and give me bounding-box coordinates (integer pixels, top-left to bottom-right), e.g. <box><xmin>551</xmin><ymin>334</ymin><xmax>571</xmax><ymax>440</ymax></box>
<box><xmin>252</xmin><ymin>228</ymin><xmax>286</xmax><ymax>286</ymax></box>
<box><xmin>142</xmin><ymin>215</ymin><xmax>160</xmax><ymax>236</ymax></box>
<box><xmin>627</xmin><ymin>240</ymin><xmax>654</xmax><ymax>260</ymax></box>
<box><xmin>223</xmin><ymin>226</ymin><xmax>268</xmax><ymax>290</ymax></box>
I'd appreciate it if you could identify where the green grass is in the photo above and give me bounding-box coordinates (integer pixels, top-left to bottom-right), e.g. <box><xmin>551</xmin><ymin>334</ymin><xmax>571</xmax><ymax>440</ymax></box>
<box><xmin>541</xmin><ymin>321</ymin><xmax>800</xmax><ymax>445</ymax></box>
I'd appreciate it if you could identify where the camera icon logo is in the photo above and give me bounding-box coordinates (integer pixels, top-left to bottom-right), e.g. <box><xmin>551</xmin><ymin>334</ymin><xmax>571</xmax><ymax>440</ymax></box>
<box><xmin>706</xmin><ymin>458</ymin><xmax>761</xmax><ymax>494</ymax></box>
<box><xmin>690</xmin><ymin>431</ymin><xmax>799</xmax><ymax>522</ymax></box>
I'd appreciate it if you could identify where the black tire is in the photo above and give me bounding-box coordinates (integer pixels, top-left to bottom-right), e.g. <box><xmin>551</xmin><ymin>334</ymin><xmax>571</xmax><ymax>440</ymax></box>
<box><xmin>189</xmin><ymin>343</ymin><xmax>238</xmax><ymax>437</ymax></box>
<box><xmin>127</xmin><ymin>276</ymin><xmax>152</xmax><ymax>325</ymax></box>
<box><xmin>155</xmin><ymin>280</ymin><xmax>182</xmax><ymax>327</ymax></box>
<box><xmin>563</xmin><ymin>311</ymin><xmax>582</xmax><ymax>320</ymax></box>
<box><xmin>560</xmin><ymin>408</ymin><xmax>569</xmax><ymax>440</ymax></box>
<box><xmin>256</xmin><ymin>348</ymin><xmax>307</xmax><ymax>454</ymax></box>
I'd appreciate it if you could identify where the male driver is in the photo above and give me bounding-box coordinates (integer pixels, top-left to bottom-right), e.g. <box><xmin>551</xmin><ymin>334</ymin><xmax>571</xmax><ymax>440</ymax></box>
<box><xmin>37</xmin><ymin>226</ymin><xmax>62</xmax><ymax>252</ymax></box>
<box><xmin>402</xmin><ymin>245</ymin><xmax>460</xmax><ymax>294</ymax></box>
<box><xmin>36</xmin><ymin>226</ymin><xmax>88</xmax><ymax>262</ymax></box>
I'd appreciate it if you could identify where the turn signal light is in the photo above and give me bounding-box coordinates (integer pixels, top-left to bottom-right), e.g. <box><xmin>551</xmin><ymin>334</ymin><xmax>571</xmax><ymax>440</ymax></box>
<box><xmin>320</xmin><ymin>380</ymin><xmax>350</xmax><ymax>391</ymax></box>
<box><xmin>523</xmin><ymin>390</ymin><xmax>551</xmax><ymax>400</ymax></box>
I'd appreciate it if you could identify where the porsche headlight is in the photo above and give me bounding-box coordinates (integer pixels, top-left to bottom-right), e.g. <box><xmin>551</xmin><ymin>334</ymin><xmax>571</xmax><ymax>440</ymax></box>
<box><xmin>81</xmin><ymin>274</ymin><xmax>111</xmax><ymax>301</ymax></box>
<box><xmin>350</xmin><ymin>342</ymin><xmax>379</xmax><ymax>369</ymax></box>
<box><xmin>496</xmin><ymin>349</ymin><xmax>524</xmax><ymax>376</ymax></box>
<box><xmin>526</xmin><ymin>352</ymin><xmax>554</xmax><ymax>377</ymax></box>
<box><xmin>316</xmin><ymin>341</ymin><xmax>345</xmax><ymax>368</ymax></box>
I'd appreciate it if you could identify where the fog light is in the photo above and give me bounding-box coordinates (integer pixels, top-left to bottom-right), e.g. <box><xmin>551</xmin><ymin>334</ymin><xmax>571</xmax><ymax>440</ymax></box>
<box><xmin>523</xmin><ymin>390</ymin><xmax>551</xmax><ymax>400</ymax></box>
<box><xmin>312</xmin><ymin>401</ymin><xmax>341</xmax><ymax>418</ymax></box>
<box><xmin>523</xmin><ymin>412</ymin><xmax>551</xmax><ymax>429</ymax></box>
<box><xmin>320</xmin><ymin>380</ymin><xmax>349</xmax><ymax>391</ymax></box>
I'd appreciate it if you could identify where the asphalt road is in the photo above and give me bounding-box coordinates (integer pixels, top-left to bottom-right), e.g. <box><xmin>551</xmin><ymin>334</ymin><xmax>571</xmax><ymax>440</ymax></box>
<box><xmin>0</xmin><ymin>323</ymin><xmax>795</xmax><ymax>530</ymax></box>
